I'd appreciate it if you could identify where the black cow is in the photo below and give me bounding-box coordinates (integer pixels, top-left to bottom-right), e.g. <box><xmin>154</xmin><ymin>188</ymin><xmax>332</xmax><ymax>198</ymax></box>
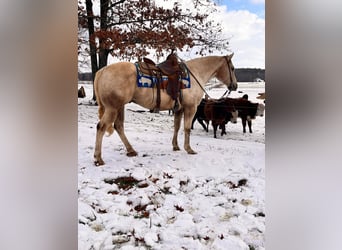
<box><xmin>191</xmin><ymin>99</ymin><xmax>208</xmax><ymax>131</ymax></box>
<box><xmin>192</xmin><ymin>98</ymin><xmax>238</xmax><ymax>138</ymax></box>
<box><xmin>224</xmin><ymin>97</ymin><xmax>265</xmax><ymax>133</ymax></box>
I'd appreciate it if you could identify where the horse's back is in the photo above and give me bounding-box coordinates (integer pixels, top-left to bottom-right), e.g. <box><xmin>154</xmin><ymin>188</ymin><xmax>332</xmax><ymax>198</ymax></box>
<box><xmin>95</xmin><ymin>62</ymin><xmax>137</xmax><ymax>106</ymax></box>
<box><xmin>96</xmin><ymin>62</ymin><xmax>136</xmax><ymax>87</ymax></box>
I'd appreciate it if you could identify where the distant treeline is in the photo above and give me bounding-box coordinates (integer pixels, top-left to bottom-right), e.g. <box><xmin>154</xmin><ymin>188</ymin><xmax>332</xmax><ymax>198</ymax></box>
<box><xmin>78</xmin><ymin>72</ymin><xmax>93</xmax><ymax>81</ymax></box>
<box><xmin>78</xmin><ymin>68</ymin><xmax>265</xmax><ymax>82</ymax></box>
<box><xmin>235</xmin><ymin>68</ymin><xmax>265</xmax><ymax>82</ymax></box>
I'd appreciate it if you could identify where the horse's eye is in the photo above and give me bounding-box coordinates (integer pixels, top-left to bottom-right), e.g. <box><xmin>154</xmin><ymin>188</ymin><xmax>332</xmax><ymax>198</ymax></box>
<box><xmin>231</xmin><ymin>67</ymin><xmax>235</xmax><ymax>71</ymax></box>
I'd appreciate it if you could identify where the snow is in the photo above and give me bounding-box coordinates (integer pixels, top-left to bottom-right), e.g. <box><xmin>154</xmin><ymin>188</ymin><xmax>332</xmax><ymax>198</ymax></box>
<box><xmin>78</xmin><ymin>82</ymin><xmax>265</xmax><ymax>249</ymax></box>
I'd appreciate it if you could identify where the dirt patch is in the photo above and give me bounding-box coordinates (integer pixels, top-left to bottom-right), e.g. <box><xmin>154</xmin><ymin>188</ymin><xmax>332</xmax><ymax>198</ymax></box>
<box><xmin>104</xmin><ymin>176</ymin><xmax>139</xmax><ymax>190</ymax></box>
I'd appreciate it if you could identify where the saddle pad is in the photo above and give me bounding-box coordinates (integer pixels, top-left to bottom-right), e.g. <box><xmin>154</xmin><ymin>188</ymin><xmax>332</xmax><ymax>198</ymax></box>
<box><xmin>135</xmin><ymin>62</ymin><xmax>190</xmax><ymax>89</ymax></box>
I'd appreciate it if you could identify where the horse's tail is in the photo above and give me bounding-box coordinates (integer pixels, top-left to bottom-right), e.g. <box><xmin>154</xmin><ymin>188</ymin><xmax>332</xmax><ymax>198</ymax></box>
<box><xmin>94</xmin><ymin>68</ymin><xmax>114</xmax><ymax>136</ymax></box>
<box><xmin>94</xmin><ymin>69</ymin><xmax>104</xmax><ymax>119</ymax></box>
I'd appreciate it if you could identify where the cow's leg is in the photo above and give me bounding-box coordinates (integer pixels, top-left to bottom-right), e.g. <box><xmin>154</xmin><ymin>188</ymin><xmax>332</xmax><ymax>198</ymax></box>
<box><xmin>191</xmin><ymin>116</ymin><xmax>196</xmax><ymax>129</ymax></box>
<box><xmin>213</xmin><ymin>123</ymin><xmax>218</xmax><ymax>138</ymax></box>
<box><xmin>248</xmin><ymin>120</ymin><xmax>253</xmax><ymax>133</ymax></box>
<box><xmin>221</xmin><ymin>123</ymin><xmax>227</xmax><ymax>136</ymax></box>
<box><xmin>172</xmin><ymin>110</ymin><xmax>183</xmax><ymax>151</ymax></box>
<box><xmin>242</xmin><ymin>118</ymin><xmax>247</xmax><ymax>133</ymax></box>
<box><xmin>204</xmin><ymin>120</ymin><xmax>209</xmax><ymax>132</ymax></box>
<box><xmin>114</xmin><ymin>107</ymin><xmax>137</xmax><ymax>157</ymax></box>
<box><xmin>198</xmin><ymin>118</ymin><xmax>208</xmax><ymax>131</ymax></box>
<box><xmin>94</xmin><ymin>110</ymin><xmax>117</xmax><ymax>166</ymax></box>
<box><xmin>183</xmin><ymin>107</ymin><xmax>197</xmax><ymax>154</ymax></box>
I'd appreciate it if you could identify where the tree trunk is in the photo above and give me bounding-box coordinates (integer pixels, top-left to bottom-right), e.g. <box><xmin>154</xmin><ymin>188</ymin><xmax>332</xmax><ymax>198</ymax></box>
<box><xmin>98</xmin><ymin>0</ymin><xmax>110</xmax><ymax>70</ymax></box>
<box><xmin>86</xmin><ymin>0</ymin><xmax>98</xmax><ymax>101</ymax></box>
<box><xmin>99</xmin><ymin>49</ymin><xmax>109</xmax><ymax>69</ymax></box>
<box><xmin>86</xmin><ymin>0</ymin><xmax>111</xmax><ymax>101</ymax></box>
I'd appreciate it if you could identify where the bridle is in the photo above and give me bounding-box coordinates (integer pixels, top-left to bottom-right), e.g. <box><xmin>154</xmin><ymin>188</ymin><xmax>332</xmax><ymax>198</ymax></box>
<box><xmin>224</xmin><ymin>55</ymin><xmax>235</xmax><ymax>96</ymax></box>
<box><xmin>177</xmin><ymin>55</ymin><xmax>235</xmax><ymax>99</ymax></box>
<box><xmin>216</xmin><ymin>56</ymin><xmax>236</xmax><ymax>99</ymax></box>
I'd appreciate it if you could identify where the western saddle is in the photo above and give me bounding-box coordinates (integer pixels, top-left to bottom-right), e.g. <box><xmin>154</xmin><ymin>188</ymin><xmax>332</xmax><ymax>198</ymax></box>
<box><xmin>138</xmin><ymin>52</ymin><xmax>184</xmax><ymax>112</ymax></box>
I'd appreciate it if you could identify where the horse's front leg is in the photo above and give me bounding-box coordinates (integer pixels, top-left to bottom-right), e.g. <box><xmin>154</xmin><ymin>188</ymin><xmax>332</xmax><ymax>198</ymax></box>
<box><xmin>172</xmin><ymin>110</ymin><xmax>183</xmax><ymax>151</ymax></box>
<box><xmin>183</xmin><ymin>107</ymin><xmax>197</xmax><ymax>154</ymax></box>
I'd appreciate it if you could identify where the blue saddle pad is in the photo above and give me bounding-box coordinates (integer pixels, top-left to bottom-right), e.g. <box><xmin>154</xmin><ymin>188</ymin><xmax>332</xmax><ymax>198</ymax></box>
<box><xmin>135</xmin><ymin>63</ymin><xmax>191</xmax><ymax>89</ymax></box>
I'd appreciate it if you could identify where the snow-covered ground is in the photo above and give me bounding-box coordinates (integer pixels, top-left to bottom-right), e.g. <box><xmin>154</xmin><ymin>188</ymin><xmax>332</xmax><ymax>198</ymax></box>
<box><xmin>78</xmin><ymin>82</ymin><xmax>265</xmax><ymax>249</ymax></box>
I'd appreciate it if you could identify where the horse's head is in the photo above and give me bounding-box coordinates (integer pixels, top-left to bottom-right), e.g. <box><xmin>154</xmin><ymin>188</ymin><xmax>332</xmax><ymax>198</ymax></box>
<box><xmin>216</xmin><ymin>53</ymin><xmax>238</xmax><ymax>91</ymax></box>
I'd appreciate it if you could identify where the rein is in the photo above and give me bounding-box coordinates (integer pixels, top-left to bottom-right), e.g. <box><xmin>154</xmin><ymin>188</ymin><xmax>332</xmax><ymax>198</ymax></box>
<box><xmin>219</xmin><ymin>89</ymin><xmax>229</xmax><ymax>99</ymax></box>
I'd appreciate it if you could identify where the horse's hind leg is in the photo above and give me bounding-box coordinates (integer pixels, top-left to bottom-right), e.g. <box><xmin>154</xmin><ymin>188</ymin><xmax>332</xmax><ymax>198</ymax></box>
<box><xmin>114</xmin><ymin>107</ymin><xmax>137</xmax><ymax>157</ymax></box>
<box><xmin>94</xmin><ymin>110</ymin><xmax>117</xmax><ymax>166</ymax></box>
<box><xmin>172</xmin><ymin>110</ymin><xmax>183</xmax><ymax>151</ymax></box>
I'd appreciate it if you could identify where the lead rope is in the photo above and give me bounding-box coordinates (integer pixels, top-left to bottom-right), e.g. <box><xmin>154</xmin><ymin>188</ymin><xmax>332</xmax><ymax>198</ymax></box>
<box><xmin>219</xmin><ymin>88</ymin><xmax>232</xmax><ymax>99</ymax></box>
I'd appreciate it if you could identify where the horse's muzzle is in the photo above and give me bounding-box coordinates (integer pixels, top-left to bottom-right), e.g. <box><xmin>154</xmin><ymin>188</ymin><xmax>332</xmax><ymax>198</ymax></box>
<box><xmin>228</xmin><ymin>82</ymin><xmax>238</xmax><ymax>91</ymax></box>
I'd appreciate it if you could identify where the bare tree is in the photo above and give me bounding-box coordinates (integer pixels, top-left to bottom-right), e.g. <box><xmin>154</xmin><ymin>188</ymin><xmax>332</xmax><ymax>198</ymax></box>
<box><xmin>78</xmin><ymin>0</ymin><xmax>229</xmax><ymax>100</ymax></box>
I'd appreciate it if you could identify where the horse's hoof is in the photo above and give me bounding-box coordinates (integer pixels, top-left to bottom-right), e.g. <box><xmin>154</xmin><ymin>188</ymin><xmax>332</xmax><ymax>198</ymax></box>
<box><xmin>94</xmin><ymin>159</ymin><xmax>105</xmax><ymax>166</ymax></box>
<box><xmin>186</xmin><ymin>149</ymin><xmax>197</xmax><ymax>154</ymax></box>
<box><xmin>173</xmin><ymin>146</ymin><xmax>180</xmax><ymax>151</ymax></box>
<box><xmin>127</xmin><ymin>151</ymin><xmax>138</xmax><ymax>157</ymax></box>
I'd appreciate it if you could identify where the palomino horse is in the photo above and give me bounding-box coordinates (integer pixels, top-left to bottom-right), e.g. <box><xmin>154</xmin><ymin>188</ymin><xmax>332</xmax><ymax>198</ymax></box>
<box><xmin>93</xmin><ymin>54</ymin><xmax>238</xmax><ymax>165</ymax></box>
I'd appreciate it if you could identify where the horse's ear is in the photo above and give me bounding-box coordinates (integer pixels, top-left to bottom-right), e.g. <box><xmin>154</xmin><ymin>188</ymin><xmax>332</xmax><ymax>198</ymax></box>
<box><xmin>228</xmin><ymin>53</ymin><xmax>234</xmax><ymax>58</ymax></box>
